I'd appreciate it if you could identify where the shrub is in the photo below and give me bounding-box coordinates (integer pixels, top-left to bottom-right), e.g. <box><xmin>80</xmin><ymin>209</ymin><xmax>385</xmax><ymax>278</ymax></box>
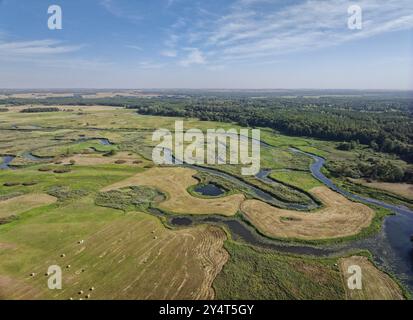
<box><xmin>20</xmin><ymin>107</ymin><xmax>59</xmax><ymax>113</ymax></box>
<box><xmin>38</xmin><ymin>166</ymin><xmax>52</xmax><ymax>172</ymax></box>
<box><xmin>114</xmin><ymin>160</ymin><xmax>126</xmax><ymax>164</ymax></box>
<box><xmin>95</xmin><ymin>186</ymin><xmax>164</xmax><ymax>211</ymax></box>
<box><xmin>47</xmin><ymin>186</ymin><xmax>89</xmax><ymax>201</ymax></box>
<box><xmin>3</xmin><ymin>182</ymin><xmax>21</xmax><ymax>187</ymax></box>
<box><xmin>22</xmin><ymin>182</ymin><xmax>38</xmax><ymax>186</ymax></box>
<box><xmin>53</xmin><ymin>168</ymin><xmax>71</xmax><ymax>174</ymax></box>
<box><xmin>0</xmin><ymin>215</ymin><xmax>18</xmax><ymax>225</ymax></box>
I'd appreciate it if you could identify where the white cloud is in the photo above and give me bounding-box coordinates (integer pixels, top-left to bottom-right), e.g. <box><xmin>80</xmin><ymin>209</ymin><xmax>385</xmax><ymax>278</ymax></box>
<box><xmin>100</xmin><ymin>0</ymin><xmax>141</xmax><ymax>22</ymax></box>
<box><xmin>161</xmin><ymin>49</ymin><xmax>177</xmax><ymax>57</ymax></box>
<box><xmin>0</xmin><ymin>39</ymin><xmax>82</xmax><ymax>56</ymax></box>
<box><xmin>138</xmin><ymin>61</ymin><xmax>165</xmax><ymax>69</ymax></box>
<box><xmin>179</xmin><ymin>48</ymin><xmax>206</xmax><ymax>66</ymax></box>
<box><xmin>178</xmin><ymin>0</ymin><xmax>413</xmax><ymax>63</ymax></box>
<box><xmin>126</xmin><ymin>45</ymin><xmax>143</xmax><ymax>51</ymax></box>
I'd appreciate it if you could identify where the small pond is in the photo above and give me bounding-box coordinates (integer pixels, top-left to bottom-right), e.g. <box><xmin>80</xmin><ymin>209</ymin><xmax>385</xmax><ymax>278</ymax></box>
<box><xmin>194</xmin><ymin>183</ymin><xmax>225</xmax><ymax>196</ymax></box>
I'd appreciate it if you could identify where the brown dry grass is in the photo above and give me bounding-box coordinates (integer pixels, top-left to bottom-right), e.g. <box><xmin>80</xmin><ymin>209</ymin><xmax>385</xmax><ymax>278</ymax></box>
<box><xmin>102</xmin><ymin>167</ymin><xmax>244</xmax><ymax>216</ymax></box>
<box><xmin>0</xmin><ymin>194</ymin><xmax>57</xmax><ymax>219</ymax></box>
<box><xmin>61</xmin><ymin>152</ymin><xmax>148</xmax><ymax>166</ymax></box>
<box><xmin>339</xmin><ymin>256</ymin><xmax>404</xmax><ymax>300</ymax></box>
<box><xmin>351</xmin><ymin>179</ymin><xmax>413</xmax><ymax>200</ymax></box>
<box><xmin>0</xmin><ymin>212</ymin><xmax>228</xmax><ymax>300</ymax></box>
<box><xmin>241</xmin><ymin>186</ymin><xmax>374</xmax><ymax>240</ymax></box>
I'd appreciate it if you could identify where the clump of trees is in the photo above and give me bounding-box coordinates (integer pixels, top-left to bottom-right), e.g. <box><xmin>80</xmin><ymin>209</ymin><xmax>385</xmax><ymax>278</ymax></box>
<box><xmin>133</xmin><ymin>96</ymin><xmax>413</xmax><ymax>163</ymax></box>
<box><xmin>327</xmin><ymin>159</ymin><xmax>412</xmax><ymax>183</ymax></box>
<box><xmin>20</xmin><ymin>107</ymin><xmax>59</xmax><ymax>113</ymax></box>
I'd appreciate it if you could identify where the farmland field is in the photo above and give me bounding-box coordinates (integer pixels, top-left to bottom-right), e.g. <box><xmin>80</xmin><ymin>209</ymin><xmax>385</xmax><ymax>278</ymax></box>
<box><xmin>0</xmin><ymin>102</ymin><xmax>411</xmax><ymax>300</ymax></box>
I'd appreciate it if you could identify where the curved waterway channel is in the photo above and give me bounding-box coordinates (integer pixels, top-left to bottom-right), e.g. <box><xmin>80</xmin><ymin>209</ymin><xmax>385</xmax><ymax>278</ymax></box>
<box><xmin>0</xmin><ymin>138</ymin><xmax>112</xmax><ymax>169</ymax></box>
<box><xmin>1</xmin><ymin>134</ymin><xmax>412</xmax><ymax>293</ymax></box>
<box><xmin>163</xmin><ymin>141</ymin><xmax>413</xmax><ymax>293</ymax></box>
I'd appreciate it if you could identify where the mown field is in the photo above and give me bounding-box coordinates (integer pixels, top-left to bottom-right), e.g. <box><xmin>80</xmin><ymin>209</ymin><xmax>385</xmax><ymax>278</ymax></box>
<box><xmin>0</xmin><ymin>105</ymin><xmax>409</xmax><ymax>300</ymax></box>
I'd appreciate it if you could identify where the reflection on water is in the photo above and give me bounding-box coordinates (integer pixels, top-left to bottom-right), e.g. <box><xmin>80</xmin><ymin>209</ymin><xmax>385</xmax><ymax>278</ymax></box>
<box><xmin>194</xmin><ymin>183</ymin><xmax>225</xmax><ymax>196</ymax></box>
<box><xmin>0</xmin><ymin>156</ymin><xmax>15</xmax><ymax>170</ymax></box>
<box><xmin>291</xmin><ymin>148</ymin><xmax>413</xmax><ymax>293</ymax></box>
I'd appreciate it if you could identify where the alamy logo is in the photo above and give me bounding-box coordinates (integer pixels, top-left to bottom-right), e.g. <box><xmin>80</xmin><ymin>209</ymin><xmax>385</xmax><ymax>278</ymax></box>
<box><xmin>48</xmin><ymin>5</ymin><xmax>62</xmax><ymax>30</ymax></box>
<box><xmin>347</xmin><ymin>5</ymin><xmax>362</xmax><ymax>30</ymax></box>
<box><xmin>47</xmin><ymin>265</ymin><xmax>62</xmax><ymax>290</ymax></box>
<box><xmin>347</xmin><ymin>265</ymin><xmax>362</xmax><ymax>290</ymax></box>
<box><xmin>152</xmin><ymin>121</ymin><xmax>261</xmax><ymax>175</ymax></box>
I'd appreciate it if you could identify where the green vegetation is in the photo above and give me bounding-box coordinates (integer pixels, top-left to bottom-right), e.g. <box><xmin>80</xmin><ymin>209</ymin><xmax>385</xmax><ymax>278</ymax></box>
<box><xmin>20</xmin><ymin>107</ymin><xmax>60</xmax><ymax>113</ymax></box>
<box><xmin>0</xmin><ymin>98</ymin><xmax>411</xmax><ymax>300</ymax></box>
<box><xmin>131</xmin><ymin>95</ymin><xmax>413</xmax><ymax>164</ymax></box>
<box><xmin>47</xmin><ymin>185</ymin><xmax>89</xmax><ymax>201</ymax></box>
<box><xmin>95</xmin><ymin>186</ymin><xmax>164</xmax><ymax>211</ymax></box>
<box><xmin>214</xmin><ymin>241</ymin><xmax>345</xmax><ymax>299</ymax></box>
<box><xmin>269</xmin><ymin>171</ymin><xmax>321</xmax><ymax>191</ymax></box>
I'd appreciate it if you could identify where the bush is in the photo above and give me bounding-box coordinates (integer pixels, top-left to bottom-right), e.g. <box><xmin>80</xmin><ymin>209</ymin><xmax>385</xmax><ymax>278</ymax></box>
<box><xmin>20</xmin><ymin>107</ymin><xmax>59</xmax><ymax>113</ymax></box>
<box><xmin>0</xmin><ymin>215</ymin><xmax>18</xmax><ymax>225</ymax></box>
<box><xmin>22</xmin><ymin>182</ymin><xmax>38</xmax><ymax>186</ymax></box>
<box><xmin>47</xmin><ymin>186</ymin><xmax>89</xmax><ymax>201</ymax></box>
<box><xmin>114</xmin><ymin>160</ymin><xmax>126</xmax><ymax>164</ymax></box>
<box><xmin>53</xmin><ymin>168</ymin><xmax>71</xmax><ymax>174</ymax></box>
<box><xmin>38</xmin><ymin>166</ymin><xmax>52</xmax><ymax>172</ymax></box>
<box><xmin>3</xmin><ymin>182</ymin><xmax>21</xmax><ymax>187</ymax></box>
<box><xmin>95</xmin><ymin>186</ymin><xmax>164</xmax><ymax>211</ymax></box>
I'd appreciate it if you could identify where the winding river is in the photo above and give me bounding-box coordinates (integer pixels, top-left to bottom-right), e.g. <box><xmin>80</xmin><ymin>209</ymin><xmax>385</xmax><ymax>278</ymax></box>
<box><xmin>167</xmin><ymin>142</ymin><xmax>413</xmax><ymax>294</ymax></box>
<box><xmin>1</xmin><ymin>131</ymin><xmax>412</xmax><ymax>293</ymax></box>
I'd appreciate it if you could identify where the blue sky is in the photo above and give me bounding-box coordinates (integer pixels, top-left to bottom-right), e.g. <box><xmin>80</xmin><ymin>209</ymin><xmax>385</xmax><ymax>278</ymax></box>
<box><xmin>0</xmin><ymin>0</ymin><xmax>412</xmax><ymax>89</ymax></box>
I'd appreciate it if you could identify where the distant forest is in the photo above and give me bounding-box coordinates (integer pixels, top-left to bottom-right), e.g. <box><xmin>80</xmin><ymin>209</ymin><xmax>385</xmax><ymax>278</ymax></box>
<box><xmin>1</xmin><ymin>93</ymin><xmax>412</xmax><ymax>181</ymax></box>
<box><xmin>131</xmin><ymin>96</ymin><xmax>413</xmax><ymax>163</ymax></box>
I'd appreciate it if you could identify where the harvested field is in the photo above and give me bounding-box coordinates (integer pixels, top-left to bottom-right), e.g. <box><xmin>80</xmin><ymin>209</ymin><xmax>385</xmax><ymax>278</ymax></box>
<box><xmin>351</xmin><ymin>179</ymin><xmax>413</xmax><ymax>200</ymax></box>
<box><xmin>0</xmin><ymin>193</ymin><xmax>57</xmax><ymax>219</ymax></box>
<box><xmin>102</xmin><ymin>167</ymin><xmax>244</xmax><ymax>216</ymax></box>
<box><xmin>241</xmin><ymin>186</ymin><xmax>374</xmax><ymax>240</ymax></box>
<box><xmin>0</xmin><ymin>209</ymin><xmax>228</xmax><ymax>300</ymax></box>
<box><xmin>61</xmin><ymin>152</ymin><xmax>148</xmax><ymax>166</ymax></box>
<box><xmin>339</xmin><ymin>256</ymin><xmax>404</xmax><ymax>300</ymax></box>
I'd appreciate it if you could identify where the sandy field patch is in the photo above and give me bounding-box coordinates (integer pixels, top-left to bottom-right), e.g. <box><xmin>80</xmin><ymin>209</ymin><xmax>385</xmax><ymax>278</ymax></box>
<box><xmin>61</xmin><ymin>152</ymin><xmax>147</xmax><ymax>166</ymax></box>
<box><xmin>339</xmin><ymin>256</ymin><xmax>404</xmax><ymax>300</ymax></box>
<box><xmin>241</xmin><ymin>186</ymin><xmax>374</xmax><ymax>240</ymax></box>
<box><xmin>0</xmin><ymin>194</ymin><xmax>57</xmax><ymax>219</ymax></box>
<box><xmin>102</xmin><ymin>167</ymin><xmax>244</xmax><ymax>216</ymax></box>
<box><xmin>351</xmin><ymin>179</ymin><xmax>413</xmax><ymax>200</ymax></box>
